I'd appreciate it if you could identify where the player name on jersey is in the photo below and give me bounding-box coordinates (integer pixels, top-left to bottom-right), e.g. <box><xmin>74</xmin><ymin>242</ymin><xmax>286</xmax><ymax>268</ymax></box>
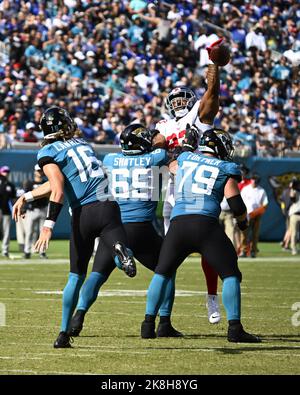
<box><xmin>112</xmin><ymin>156</ymin><xmax>152</xmax><ymax>167</ymax></box>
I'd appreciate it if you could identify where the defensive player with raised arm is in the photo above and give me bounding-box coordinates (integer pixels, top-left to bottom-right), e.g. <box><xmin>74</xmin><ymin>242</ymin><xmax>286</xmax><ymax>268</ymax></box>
<box><xmin>14</xmin><ymin>106</ymin><xmax>136</xmax><ymax>348</ymax></box>
<box><xmin>141</xmin><ymin>127</ymin><xmax>261</xmax><ymax>343</ymax></box>
<box><xmin>69</xmin><ymin>123</ymin><xmax>182</xmax><ymax>338</ymax></box>
<box><xmin>154</xmin><ymin>38</ymin><xmax>225</xmax><ymax>324</ymax></box>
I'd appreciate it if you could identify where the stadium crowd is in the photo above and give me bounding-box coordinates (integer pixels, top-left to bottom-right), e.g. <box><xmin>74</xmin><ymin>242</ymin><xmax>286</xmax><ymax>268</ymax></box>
<box><xmin>0</xmin><ymin>0</ymin><xmax>299</xmax><ymax>157</ymax></box>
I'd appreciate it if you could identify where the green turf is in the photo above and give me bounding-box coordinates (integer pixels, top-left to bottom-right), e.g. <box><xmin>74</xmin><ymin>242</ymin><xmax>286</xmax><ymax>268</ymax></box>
<box><xmin>0</xmin><ymin>241</ymin><xmax>299</xmax><ymax>375</ymax></box>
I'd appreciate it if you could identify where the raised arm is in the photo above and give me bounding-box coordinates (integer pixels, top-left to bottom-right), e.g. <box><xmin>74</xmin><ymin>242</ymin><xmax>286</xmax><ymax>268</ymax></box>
<box><xmin>199</xmin><ymin>63</ymin><xmax>220</xmax><ymax>124</ymax></box>
<box><xmin>199</xmin><ymin>38</ymin><xmax>225</xmax><ymax>124</ymax></box>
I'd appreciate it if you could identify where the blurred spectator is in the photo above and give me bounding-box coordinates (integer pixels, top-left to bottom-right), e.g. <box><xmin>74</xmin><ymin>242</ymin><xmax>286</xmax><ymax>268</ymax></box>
<box><xmin>23</xmin><ymin>122</ymin><xmax>38</xmax><ymax>143</ymax></box>
<box><xmin>288</xmin><ymin>178</ymin><xmax>300</xmax><ymax>255</ymax></box>
<box><xmin>279</xmin><ymin>182</ymin><xmax>293</xmax><ymax>251</ymax></box>
<box><xmin>23</xmin><ymin>165</ymin><xmax>48</xmax><ymax>259</ymax></box>
<box><xmin>240</xmin><ymin>174</ymin><xmax>269</xmax><ymax>258</ymax></box>
<box><xmin>219</xmin><ymin>197</ymin><xmax>236</xmax><ymax>249</ymax></box>
<box><xmin>0</xmin><ymin>166</ymin><xmax>16</xmax><ymax>257</ymax></box>
<box><xmin>15</xmin><ymin>181</ymin><xmax>27</xmax><ymax>253</ymax></box>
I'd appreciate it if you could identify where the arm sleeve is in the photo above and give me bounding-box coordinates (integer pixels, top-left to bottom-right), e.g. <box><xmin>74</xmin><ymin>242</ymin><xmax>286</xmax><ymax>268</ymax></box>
<box><xmin>227</xmin><ymin>194</ymin><xmax>247</xmax><ymax>217</ymax></box>
<box><xmin>37</xmin><ymin>146</ymin><xmax>57</xmax><ymax>169</ymax></box>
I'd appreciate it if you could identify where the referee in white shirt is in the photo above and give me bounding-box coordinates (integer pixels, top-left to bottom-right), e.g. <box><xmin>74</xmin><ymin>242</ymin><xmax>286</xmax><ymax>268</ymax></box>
<box><xmin>240</xmin><ymin>174</ymin><xmax>269</xmax><ymax>258</ymax></box>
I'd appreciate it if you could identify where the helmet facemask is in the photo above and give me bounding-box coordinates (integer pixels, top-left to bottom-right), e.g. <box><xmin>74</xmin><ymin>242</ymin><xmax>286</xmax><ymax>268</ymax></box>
<box><xmin>166</xmin><ymin>87</ymin><xmax>197</xmax><ymax>119</ymax></box>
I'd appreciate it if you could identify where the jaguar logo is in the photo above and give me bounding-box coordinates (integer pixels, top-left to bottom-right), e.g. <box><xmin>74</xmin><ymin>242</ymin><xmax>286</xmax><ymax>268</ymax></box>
<box><xmin>269</xmin><ymin>172</ymin><xmax>300</xmax><ymax>206</ymax></box>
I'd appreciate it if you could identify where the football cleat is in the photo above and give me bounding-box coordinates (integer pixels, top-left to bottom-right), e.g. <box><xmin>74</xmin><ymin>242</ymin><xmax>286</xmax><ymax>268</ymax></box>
<box><xmin>53</xmin><ymin>331</ymin><xmax>73</xmax><ymax>348</ymax></box>
<box><xmin>156</xmin><ymin>322</ymin><xmax>183</xmax><ymax>338</ymax></box>
<box><xmin>113</xmin><ymin>242</ymin><xmax>136</xmax><ymax>278</ymax></box>
<box><xmin>227</xmin><ymin>323</ymin><xmax>261</xmax><ymax>343</ymax></box>
<box><xmin>68</xmin><ymin>310</ymin><xmax>86</xmax><ymax>337</ymax></box>
<box><xmin>141</xmin><ymin>320</ymin><xmax>156</xmax><ymax>339</ymax></box>
<box><xmin>206</xmin><ymin>294</ymin><xmax>221</xmax><ymax>324</ymax></box>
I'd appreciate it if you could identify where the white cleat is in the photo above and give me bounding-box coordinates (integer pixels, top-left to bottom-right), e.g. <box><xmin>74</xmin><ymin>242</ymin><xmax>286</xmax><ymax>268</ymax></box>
<box><xmin>206</xmin><ymin>294</ymin><xmax>221</xmax><ymax>324</ymax></box>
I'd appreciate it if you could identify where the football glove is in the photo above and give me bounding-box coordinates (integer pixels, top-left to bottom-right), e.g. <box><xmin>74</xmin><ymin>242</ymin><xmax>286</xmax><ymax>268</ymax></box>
<box><xmin>168</xmin><ymin>146</ymin><xmax>183</xmax><ymax>161</ymax></box>
<box><xmin>206</xmin><ymin>37</ymin><xmax>224</xmax><ymax>59</ymax></box>
<box><xmin>182</xmin><ymin>123</ymin><xmax>200</xmax><ymax>152</ymax></box>
<box><xmin>237</xmin><ymin>218</ymin><xmax>249</xmax><ymax>231</ymax></box>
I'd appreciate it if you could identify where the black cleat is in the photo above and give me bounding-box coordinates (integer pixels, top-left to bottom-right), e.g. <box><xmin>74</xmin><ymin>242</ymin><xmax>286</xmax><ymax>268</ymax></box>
<box><xmin>141</xmin><ymin>320</ymin><xmax>156</xmax><ymax>339</ymax></box>
<box><xmin>24</xmin><ymin>253</ymin><xmax>31</xmax><ymax>259</ymax></box>
<box><xmin>113</xmin><ymin>241</ymin><xmax>136</xmax><ymax>278</ymax></box>
<box><xmin>157</xmin><ymin>322</ymin><xmax>184</xmax><ymax>338</ymax></box>
<box><xmin>53</xmin><ymin>331</ymin><xmax>73</xmax><ymax>348</ymax></box>
<box><xmin>68</xmin><ymin>310</ymin><xmax>86</xmax><ymax>337</ymax></box>
<box><xmin>227</xmin><ymin>323</ymin><xmax>261</xmax><ymax>343</ymax></box>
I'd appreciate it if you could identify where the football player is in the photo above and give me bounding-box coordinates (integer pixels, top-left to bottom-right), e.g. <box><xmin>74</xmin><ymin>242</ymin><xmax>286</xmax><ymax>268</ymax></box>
<box><xmin>14</xmin><ymin>106</ymin><xmax>136</xmax><ymax>348</ymax></box>
<box><xmin>155</xmin><ymin>38</ymin><xmax>225</xmax><ymax>324</ymax></box>
<box><xmin>69</xmin><ymin>123</ymin><xmax>181</xmax><ymax>338</ymax></box>
<box><xmin>141</xmin><ymin>127</ymin><xmax>261</xmax><ymax>343</ymax></box>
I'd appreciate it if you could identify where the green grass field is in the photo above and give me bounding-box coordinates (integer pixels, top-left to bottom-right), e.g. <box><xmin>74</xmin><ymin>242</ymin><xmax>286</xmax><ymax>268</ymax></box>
<box><xmin>0</xmin><ymin>241</ymin><xmax>299</xmax><ymax>375</ymax></box>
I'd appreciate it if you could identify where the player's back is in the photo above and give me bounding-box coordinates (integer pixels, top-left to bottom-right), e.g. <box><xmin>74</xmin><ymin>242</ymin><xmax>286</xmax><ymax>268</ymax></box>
<box><xmin>37</xmin><ymin>137</ymin><xmax>107</xmax><ymax>209</ymax></box>
<box><xmin>103</xmin><ymin>149</ymin><xmax>168</xmax><ymax>223</ymax></box>
<box><xmin>172</xmin><ymin>151</ymin><xmax>241</xmax><ymax>220</ymax></box>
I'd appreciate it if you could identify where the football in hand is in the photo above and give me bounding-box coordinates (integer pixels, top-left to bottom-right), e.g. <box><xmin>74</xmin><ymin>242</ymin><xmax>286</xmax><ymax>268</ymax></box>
<box><xmin>209</xmin><ymin>44</ymin><xmax>231</xmax><ymax>66</ymax></box>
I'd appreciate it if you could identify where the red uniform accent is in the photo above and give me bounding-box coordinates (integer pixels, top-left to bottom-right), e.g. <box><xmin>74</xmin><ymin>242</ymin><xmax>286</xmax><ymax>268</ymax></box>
<box><xmin>201</xmin><ymin>256</ymin><xmax>218</xmax><ymax>295</ymax></box>
<box><xmin>238</xmin><ymin>178</ymin><xmax>251</xmax><ymax>191</ymax></box>
<box><xmin>166</xmin><ymin>130</ymin><xmax>186</xmax><ymax>149</ymax></box>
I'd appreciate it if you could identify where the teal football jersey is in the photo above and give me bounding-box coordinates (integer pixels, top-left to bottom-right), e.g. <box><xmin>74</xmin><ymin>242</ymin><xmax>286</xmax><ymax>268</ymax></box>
<box><xmin>103</xmin><ymin>149</ymin><xmax>168</xmax><ymax>223</ymax></box>
<box><xmin>37</xmin><ymin>138</ymin><xmax>109</xmax><ymax>209</ymax></box>
<box><xmin>171</xmin><ymin>152</ymin><xmax>241</xmax><ymax>220</ymax></box>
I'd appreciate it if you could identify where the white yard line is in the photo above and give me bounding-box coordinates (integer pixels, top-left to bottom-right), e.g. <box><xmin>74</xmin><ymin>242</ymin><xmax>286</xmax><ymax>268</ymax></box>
<box><xmin>0</xmin><ymin>259</ymin><xmax>68</xmax><ymax>265</ymax></box>
<box><xmin>188</xmin><ymin>256</ymin><xmax>300</xmax><ymax>262</ymax></box>
<box><xmin>33</xmin><ymin>289</ymin><xmax>208</xmax><ymax>297</ymax></box>
<box><xmin>0</xmin><ymin>369</ymin><xmax>98</xmax><ymax>375</ymax></box>
<box><xmin>0</xmin><ymin>256</ymin><xmax>299</xmax><ymax>265</ymax></box>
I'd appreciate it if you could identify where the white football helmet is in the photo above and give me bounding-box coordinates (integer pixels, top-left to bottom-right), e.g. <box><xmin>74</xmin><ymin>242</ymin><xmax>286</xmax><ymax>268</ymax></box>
<box><xmin>166</xmin><ymin>86</ymin><xmax>197</xmax><ymax>119</ymax></box>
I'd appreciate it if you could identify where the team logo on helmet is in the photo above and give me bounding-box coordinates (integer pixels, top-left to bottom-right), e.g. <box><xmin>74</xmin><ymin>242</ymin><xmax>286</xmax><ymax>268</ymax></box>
<box><xmin>198</xmin><ymin>128</ymin><xmax>234</xmax><ymax>161</ymax></box>
<box><xmin>120</xmin><ymin>123</ymin><xmax>153</xmax><ymax>155</ymax></box>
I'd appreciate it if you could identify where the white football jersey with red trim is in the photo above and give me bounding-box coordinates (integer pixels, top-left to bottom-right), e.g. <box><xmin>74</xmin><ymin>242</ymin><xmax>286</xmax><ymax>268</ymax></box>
<box><xmin>155</xmin><ymin>100</ymin><xmax>213</xmax><ymax>149</ymax></box>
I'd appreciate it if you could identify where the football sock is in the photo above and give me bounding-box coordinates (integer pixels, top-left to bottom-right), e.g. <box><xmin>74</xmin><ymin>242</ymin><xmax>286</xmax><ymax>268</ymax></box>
<box><xmin>222</xmin><ymin>276</ymin><xmax>241</xmax><ymax>321</ymax></box>
<box><xmin>76</xmin><ymin>271</ymin><xmax>107</xmax><ymax>311</ymax></box>
<box><xmin>159</xmin><ymin>273</ymin><xmax>176</xmax><ymax>317</ymax></box>
<box><xmin>201</xmin><ymin>256</ymin><xmax>218</xmax><ymax>295</ymax></box>
<box><xmin>146</xmin><ymin>273</ymin><xmax>169</xmax><ymax>316</ymax></box>
<box><xmin>61</xmin><ymin>272</ymin><xmax>85</xmax><ymax>332</ymax></box>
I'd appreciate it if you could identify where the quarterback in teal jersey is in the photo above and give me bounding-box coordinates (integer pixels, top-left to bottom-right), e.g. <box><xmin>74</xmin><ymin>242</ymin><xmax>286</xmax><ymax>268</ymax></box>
<box><xmin>18</xmin><ymin>107</ymin><xmax>136</xmax><ymax>348</ymax></box>
<box><xmin>141</xmin><ymin>127</ymin><xmax>261</xmax><ymax>343</ymax></box>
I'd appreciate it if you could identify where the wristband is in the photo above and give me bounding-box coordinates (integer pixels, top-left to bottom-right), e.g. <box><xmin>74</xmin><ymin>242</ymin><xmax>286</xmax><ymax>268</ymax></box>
<box><xmin>46</xmin><ymin>200</ymin><xmax>63</xmax><ymax>222</ymax></box>
<box><xmin>43</xmin><ymin>220</ymin><xmax>55</xmax><ymax>229</ymax></box>
<box><xmin>24</xmin><ymin>192</ymin><xmax>34</xmax><ymax>202</ymax></box>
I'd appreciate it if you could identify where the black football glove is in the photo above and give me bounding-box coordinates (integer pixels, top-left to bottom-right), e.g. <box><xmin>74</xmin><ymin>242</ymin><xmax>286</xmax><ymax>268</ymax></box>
<box><xmin>182</xmin><ymin>124</ymin><xmax>200</xmax><ymax>152</ymax></box>
<box><xmin>237</xmin><ymin>218</ymin><xmax>249</xmax><ymax>231</ymax></box>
